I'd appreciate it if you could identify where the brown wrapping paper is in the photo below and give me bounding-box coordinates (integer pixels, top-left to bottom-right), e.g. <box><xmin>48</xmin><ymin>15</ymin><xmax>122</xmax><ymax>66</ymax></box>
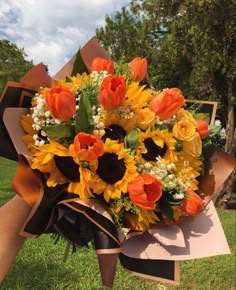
<box><xmin>0</xmin><ymin>38</ymin><xmax>109</xmax><ymax>161</ymax></box>
<box><xmin>121</xmin><ymin>201</ymin><xmax>230</xmax><ymax>261</ymax></box>
<box><xmin>53</xmin><ymin>38</ymin><xmax>110</xmax><ymax>80</ymax></box>
<box><xmin>199</xmin><ymin>146</ymin><xmax>236</xmax><ymax>203</ymax></box>
<box><xmin>0</xmin><ymin>63</ymin><xmax>51</xmax><ymax>161</ymax></box>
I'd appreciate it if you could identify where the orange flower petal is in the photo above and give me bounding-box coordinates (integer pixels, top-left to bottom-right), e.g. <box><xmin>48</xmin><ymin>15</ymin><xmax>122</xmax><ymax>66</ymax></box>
<box><xmin>149</xmin><ymin>88</ymin><xmax>185</xmax><ymax>120</ymax></box>
<box><xmin>91</xmin><ymin>57</ymin><xmax>114</xmax><ymax>74</ymax></box>
<box><xmin>128</xmin><ymin>174</ymin><xmax>162</xmax><ymax>210</ymax></box>
<box><xmin>45</xmin><ymin>86</ymin><xmax>76</xmax><ymax>121</ymax></box>
<box><xmin>180</xmin><ymin>189</ymin><xmax>204</xmax><ymax>216</ymax></box>
<box><xmin>128</xmin><ymin>57</ymin><xmax>147</xmax><ymax>82</ymax></box>
<box><xmin>99</xmin><ymin>75</ymin><xmax>126</xmax><ymax>109</ymax></box>
<box><xmin>74</xmin><ymin>132</ymin><xmax>103</xmax><ymax>161</ymax></box>
<box><xmin>196</xmin><ymin>119</ymin><xmax>210</xmax><ymax>138</ymax></box>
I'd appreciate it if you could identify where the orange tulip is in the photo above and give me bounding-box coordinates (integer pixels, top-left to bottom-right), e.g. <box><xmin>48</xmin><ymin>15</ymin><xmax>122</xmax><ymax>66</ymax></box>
<box><xmin>128</xmin><ymin>173</ymin><xmax>162</xmax><ymax>210</ymax></box>
<box><xmin>99</xmin><ymin>75</ymin><xmax>126</xmax><ymax>109</ymax></box>
<box><xmin>128</xmin><ymin>57</ymin><xmax>147</xmax><ymax>82</ymax></box>
<box><xmin>180</xmin><ymin>189</ymin><xmax>204</xmax><ymax>216</ymax></box>
<box><xmin>196</xmin><ymin>119</ymin><xmax>210</xmax><ymax>139</ymax></box>
<box><xmin>74</xmin><ymin>132</ymin><xmax>103</xmax><ymax>161</ymax></box>
<box><xmin>148</xmin><ymin>88</ymin><xmax>185</xmax><ymax>120</ymax></box>
<box><xmin>45</xmin><ymin>86</ymin><xmax>76</xmax><ymax>121</ymax></box>
<box><xmin>91</xmin><ymin>57</ymin><xmax>115</xmax><ymax>74</ymax></box>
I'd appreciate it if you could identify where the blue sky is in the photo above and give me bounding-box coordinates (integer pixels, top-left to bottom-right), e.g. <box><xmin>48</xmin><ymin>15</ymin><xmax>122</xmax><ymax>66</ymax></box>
<box><xmin>0</xmin><ymin>0</ymin><xmax>130</xmax><ymax>75</ymax></box>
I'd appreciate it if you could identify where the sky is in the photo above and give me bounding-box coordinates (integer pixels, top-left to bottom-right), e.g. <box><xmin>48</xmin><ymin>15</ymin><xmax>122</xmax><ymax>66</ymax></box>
<box><xmin>0</xmin><ymin>0</ymin><xmax>130</xmax><ymax>76</ymax></box>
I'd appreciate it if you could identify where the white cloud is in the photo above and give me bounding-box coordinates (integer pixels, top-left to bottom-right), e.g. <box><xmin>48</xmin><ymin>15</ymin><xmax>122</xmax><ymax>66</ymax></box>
<box><xmin>0</xmin><ymin>0</ymin><xmax>130</xmax><ymax>75</ymax></box>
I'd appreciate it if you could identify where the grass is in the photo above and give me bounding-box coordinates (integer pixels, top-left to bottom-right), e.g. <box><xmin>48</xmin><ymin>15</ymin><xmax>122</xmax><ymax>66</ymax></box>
<box><xmin>0</xmin><ymin>157</ymin><xmax>235</xmax><ymax>289</ymax></box>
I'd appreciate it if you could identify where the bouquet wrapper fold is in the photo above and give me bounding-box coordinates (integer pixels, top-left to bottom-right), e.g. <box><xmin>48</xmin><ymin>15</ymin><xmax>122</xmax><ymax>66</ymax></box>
<box><xmin>0</xmin><ymin>38</ymin><xmax>109</xmax><ymax>161</ymax></box>
<box><xmin>6</xmin><ymin>124</ymin><xmax>236</xmax><ymax>288</ymax></box>
<box><xmin>1</xmin><ymin>38</ymin><xmax>236</xmax><ymax>288</ymax></box>
<box><xmin>53</xmin><ymin>38</ymin><xmax>110</xmax><ymax>80</ymax></box>
<box><xmin>0</xmin><ymin>63</ymin><xmax>51</xmax><ymax>160</ymax></box>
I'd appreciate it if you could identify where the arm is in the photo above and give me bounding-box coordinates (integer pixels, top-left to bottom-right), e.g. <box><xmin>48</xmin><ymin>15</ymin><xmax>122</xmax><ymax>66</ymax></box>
<box><xmin>0</xmin><ymin>195</ymin><xmax>30</xmax><ymax>283</ymax></box>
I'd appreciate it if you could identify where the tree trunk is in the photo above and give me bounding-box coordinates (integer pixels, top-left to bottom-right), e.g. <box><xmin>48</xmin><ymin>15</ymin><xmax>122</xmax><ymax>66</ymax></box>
<box><xmin>215</xmin><ymin>79</ymin><xmax>236</xmax><ymax>207</ymax></box>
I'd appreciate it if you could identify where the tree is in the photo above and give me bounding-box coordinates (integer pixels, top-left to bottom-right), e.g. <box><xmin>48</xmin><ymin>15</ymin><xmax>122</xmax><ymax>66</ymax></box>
<box><xmin>0</xmin><ymin>40</ymin><xmax>33</xmax><ymax>94</ymax></box>
<box><xmin>96</xmin><ymin>0</ymin><xmax>236</xmax><ymax>204</ymax></box>
<box><xmin>95</xmin><ymin>0</ymin><xmax>183</xmax><ymax>82</ymax></box>
<box><xmin>158</xmin><ymin>0</ymin><xmax>236</xmax><ymax>206</ymax></box>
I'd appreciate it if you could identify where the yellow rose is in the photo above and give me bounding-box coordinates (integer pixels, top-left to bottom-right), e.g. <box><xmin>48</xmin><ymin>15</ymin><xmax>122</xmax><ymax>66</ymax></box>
<box><xmin>176</xmin><ymin>108</ymin><xmax>197</xmax><ymax>126</ymax></box>
<box><xmin>183</xmin><ymin>132</ymin><xmax>202</xmax><ymax>157</ymax></box>
<box><xmin>136</xmin><ymin>108</ymin><xmax>156</xmax><ymax>130</ymax></box>
<box><xmin>173</xmin><ymin>119</ymin><xmax>196</xmax><ymax>141</ymax></box>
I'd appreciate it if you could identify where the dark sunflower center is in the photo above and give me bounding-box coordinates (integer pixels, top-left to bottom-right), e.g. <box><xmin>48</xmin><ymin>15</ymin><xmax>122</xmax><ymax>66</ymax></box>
<box><xmin>54</xmin><ymin>156</ymin><xmax>80</xmax><ymax>182</ymax></box>
<box><xmin>97</xmin><ymin>153</ymin><xmax>126</xmax><ymax>184</ymax></box>
<box><xmin>142</xmin><ymin>138</ymin><xmax>168</xmax><ymax>161</ymax></box>
<box><xmin>102</xmin><ymin>125</ymin><xmax>126</xmax><ymax>143</ymax></box>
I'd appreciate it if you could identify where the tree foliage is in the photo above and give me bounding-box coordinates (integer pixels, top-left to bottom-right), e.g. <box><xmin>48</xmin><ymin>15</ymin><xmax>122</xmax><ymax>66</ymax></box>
<box><xmin>96</xmin><ymin>0</ymin><xmax>236</xmax><ymax>150</ymax></box>
<box><xmin>96</xmin><ymin>0</ymin><xmax>236</xmax><ymax>203</ymax></box>
<box><xmin>0</xmin><ymin>40</ymin><xmax>33</xmax><ymax>94</ymax></box>
<box><xmin>96</xmin><ymin>0</ymin><xmax>183</xmax><ymax>84</ymax></box>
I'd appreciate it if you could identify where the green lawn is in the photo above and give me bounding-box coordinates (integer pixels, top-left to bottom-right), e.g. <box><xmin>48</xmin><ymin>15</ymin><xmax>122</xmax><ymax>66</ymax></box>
<box><xmin>0</xmin><ymin>157</ymin><xmax>235</xmax><ymax>290</ymax></box>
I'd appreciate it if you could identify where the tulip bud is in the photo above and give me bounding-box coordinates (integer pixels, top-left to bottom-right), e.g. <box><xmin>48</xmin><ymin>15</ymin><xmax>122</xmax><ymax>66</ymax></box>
<box><xmin>196</xmin><ymin>119</ymin><xmax>210</xmax><ymax>139</ymax></box>
<box><xmin>128</xmin><ymin>174</ymin><xmax>162</xmax><ymax>210</ymax></box>
<box><xmin>74</xmin><ymin>132</ymin><xmax>103</xmax><ymax>161</ymax></box>
<box><xmin>148</xmin><ymin>88</ymin><xmax>185</xmax><ymax>120</ymax></box>
<box><xmin>45</xmin><ymin>86</ymin><xmax>76</xmax><ymax>121</ymax></box>
<box><xmin>98</xmin><ymin>75</ymin><xmax>126</xmax><ymax>109</ymax></box>
<box><xmin>91</xmin><ymin>57</ymin><xmax>114</xmax><ymax>74</ymax></box>
<box><xmin>128</xmin><ymin>57</ymin><xmax>147</xmax><ymax>82</ymax></box>
<box><xmin>180</xmin><ymin>190</ymin><xmax>204</xmax><ymax>216</ymax></box>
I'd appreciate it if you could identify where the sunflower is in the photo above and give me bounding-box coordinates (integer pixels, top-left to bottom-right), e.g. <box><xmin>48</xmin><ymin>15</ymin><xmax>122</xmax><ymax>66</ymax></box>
<box><xmin>124</xmin><ymin>82</ymin><xmax>153</xmax><ymax>111</ymax></box>
<box><xmin>99</xmin><ymin>81</ymin><xmax>154</xmax><ymax>139</ymax></box>
<box><xmin>137</xmin><ymin>127</ymin><xmax>177</xmax><ymax>164</ymax></box>
<box><xmin>101</xmin><ymin>111</ymin><xmax>135</xmax><ymax>139</ymax></box>
<box><xmin>31</xmin><ymin>141</ymin><xmax>93</xmax><ymax>200</ymax></box>
<box><xmin>20</xmin><ymin>113</ymin><xmax>38</xmax><ymax>154</ymax></box>
<box><xmin>57</xmin><ymin>73</ymin><xmax>90</xmax><ymax>94</ymax></box>
<box><xmin>89</xmin><ymin>138</ymin><xmax>138</xmax><ymax>202</ymax></box>
<box><xmin>124</xmin><ymin>209</ymin><xmax>159</xmax><ymax>231</ymax></box>
<box><xmin>174</xmin><ymin>152</ymin><xmax>203</xmax><ymax>191</ymax></box>
<box><xmin>67</xmin><ymin>166</ymin><xmax>94</xmax><ymax>201</ymax></box>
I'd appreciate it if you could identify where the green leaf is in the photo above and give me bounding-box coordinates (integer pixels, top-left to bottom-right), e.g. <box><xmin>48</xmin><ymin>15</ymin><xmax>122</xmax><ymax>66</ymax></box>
<box><xmin>208</xmin><ymin>125</ymin><xmax>221</xmax><ymax>137</ymax></box>
<box><xmin>41</xmin><ymin>123</ymin><xmax>75</xmax><ymax>146</ymax></box>
<box><xmin>75</xmin><ymin>92</ymin><xmax>94</xmax><ymax>134</ymax></box>
<box><xmin>65</xmin><ymin>76</ymin><xmax>73</xmax><ymax>83</ymax></box>
<box><xmin>71</xmin><ymin>50</ymin><xmax>89</xmax><ymax>76</ymax></box>
<box><xmin>193</xmin><ymin>113</ymin><xmax>210</xmax><ymax>123</ymax></box>
<box><xmin>124</xmin><ymin>127</ymin><xmax>139</xmax><ymax>150</ymax></box>
<box><xmin>158</xmin><ymin>198</ymin><xmax>174</xmax><ymax>221</ymax></box>
<box><xmin>168</xmin><ymin>199</ymin><xmax>182</xmax><ymax>206</ymax></box>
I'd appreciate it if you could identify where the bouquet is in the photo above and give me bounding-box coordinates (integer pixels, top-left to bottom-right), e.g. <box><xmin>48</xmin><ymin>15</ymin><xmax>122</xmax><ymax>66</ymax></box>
<box><xmin>21</xmin><ymin>55</ymin><xmax>215</xmax><ymax>229</ymax></box>
<box><xmin>1</xmin><ymin>38</ymin><xmax>235</xmax><ymax>288</ymax></box>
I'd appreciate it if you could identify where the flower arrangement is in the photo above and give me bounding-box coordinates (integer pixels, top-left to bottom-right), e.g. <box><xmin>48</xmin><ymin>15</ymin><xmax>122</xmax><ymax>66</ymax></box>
<box><xmin>1</xmin><ymin>39</ymin><xmax>234</xmax><ymax>288</ymax></box>
<box><xmin>21</xmin><ymin>56</ymin><xmax>217</xmax><ymax>233</ymax></box>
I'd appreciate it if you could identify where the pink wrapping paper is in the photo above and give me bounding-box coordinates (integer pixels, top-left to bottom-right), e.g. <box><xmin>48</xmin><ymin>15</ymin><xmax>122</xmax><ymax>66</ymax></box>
<box><xmin>121</xmin><ymin>201</ymin><xmax>230</xmax><ymax>261</ymax></box>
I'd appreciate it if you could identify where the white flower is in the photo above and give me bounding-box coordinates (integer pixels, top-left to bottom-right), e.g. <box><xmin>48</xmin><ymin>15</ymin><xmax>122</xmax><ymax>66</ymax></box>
<box><xmin>220</xmin><ymin>128</ymin><xmax>226</xmax><ymax>139</ymax></box>
<box><xmin>215</xmin><ymin>119</ymin><xmax>221</xmax><ymax>126</ymax></box>
<box><xmin>172</xmin><ymin>192</ymin><xmax>185</xmax><ymax>200</ymax></box>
